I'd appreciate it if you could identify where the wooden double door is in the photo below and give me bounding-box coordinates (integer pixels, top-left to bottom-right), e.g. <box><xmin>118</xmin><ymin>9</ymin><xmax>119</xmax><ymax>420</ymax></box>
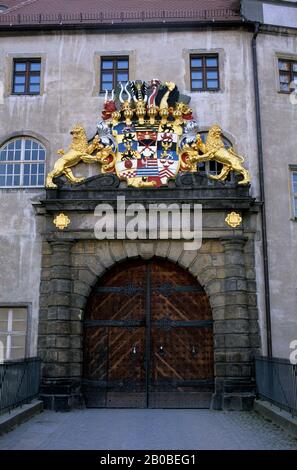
<box><xmin>83</xmin><ymin>259</ymin><xmax>214</xmax><ymax>408</ymax></box>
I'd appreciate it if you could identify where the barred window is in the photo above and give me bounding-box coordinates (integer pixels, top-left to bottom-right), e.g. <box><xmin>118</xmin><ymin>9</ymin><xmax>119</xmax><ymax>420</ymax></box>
<box><xmin>0</xmin><ymin>138</ymin><xmax>46</xmax><ymax>188</ymax></box>
<box><xmin>0</xmin><ymin>308</ymin><xmax>27</xmax><ymax>361</ymax></box>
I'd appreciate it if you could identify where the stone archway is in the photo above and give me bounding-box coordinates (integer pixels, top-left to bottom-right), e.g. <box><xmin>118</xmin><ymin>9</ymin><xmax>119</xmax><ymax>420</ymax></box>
<box><xmin>39</xmin><ymin>237</ymin><xmax>259</xmax><ymax>411</ymax></box>
<box><xmin>82</xmin><ymin>257</ymin><xmax>214</xmax><ymax>408</ymax></box>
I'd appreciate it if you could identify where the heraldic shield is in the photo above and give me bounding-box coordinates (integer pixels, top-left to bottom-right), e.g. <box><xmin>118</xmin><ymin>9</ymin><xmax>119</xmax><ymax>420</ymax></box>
<box><xmin>113</xmin><ymin>122</ymin><xmax>180</xmax><ymax>188</ymax></box>
<box><xmin>45</xmin><ymin>79</ymin><xmax>251</xmax><ymax>189</ymax></box>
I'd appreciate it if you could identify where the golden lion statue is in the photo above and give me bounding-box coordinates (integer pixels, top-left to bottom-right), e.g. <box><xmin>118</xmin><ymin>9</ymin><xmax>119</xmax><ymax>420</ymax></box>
<box><xmin>46</xmin><ymin>124</ymin><xmax>115</xmax><ymax>188</ymax></box>
<box><xmin>180</xmin><ymin>125</ymin><xmax>251</xmax><ymax>185</ymax></box>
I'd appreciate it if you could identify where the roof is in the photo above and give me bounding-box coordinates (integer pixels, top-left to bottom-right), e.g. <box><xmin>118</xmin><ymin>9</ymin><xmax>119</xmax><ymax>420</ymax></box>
<box><xmin>0</xmin><ymin>0</ymin><xmax>242</xmax><ymax>29</ymax></box>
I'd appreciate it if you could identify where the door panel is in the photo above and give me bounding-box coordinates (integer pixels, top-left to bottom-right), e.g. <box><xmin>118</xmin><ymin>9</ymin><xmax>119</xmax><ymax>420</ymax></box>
<box><xmin>83</xmin><ymin>259</ymin><xmax>214</xmax><ymax>408</ymax></box>
<box><xmin>150</xmin><ymin>260</ymin><xmax>214</xmax><ymax>407</ymax></box>
<box><xmin>83</xmin><ymin>260</ymin><xmax>147</xmax><ymax>408</ymax></box>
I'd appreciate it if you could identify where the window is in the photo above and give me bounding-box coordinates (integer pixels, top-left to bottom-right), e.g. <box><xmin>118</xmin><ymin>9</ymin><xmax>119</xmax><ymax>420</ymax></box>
<box><xmin>0</xmin><ymin>308</ymin><xmax>27</xmax><ymax>361</ymax></box>
<box><xmin>292</xmin><ymin>171</ymin><xmax>297</xmax><ymax>218</ymax></box>
<box><xmin>100</xmin><ymin>56</ymin><xmax>129</xmax><ymax>92</ymax></box>
<box><xmin>0</xmin><ymin>138</ymin><xmax>46</xmax><ymax>188</ymax></box>
<box><xmin>12</xmin><ymin>59</ymin><xmax>41</xmax><ymax>95</ymax></box>
<box><xmin>278</xmin><ymin>59</ymin><xmax>297</xmax><ymax>92</ymax></box>
<box><xmin>190</xmin><ymin>55</ymin><xmax>219</xmax><ymax>92</ymax></box>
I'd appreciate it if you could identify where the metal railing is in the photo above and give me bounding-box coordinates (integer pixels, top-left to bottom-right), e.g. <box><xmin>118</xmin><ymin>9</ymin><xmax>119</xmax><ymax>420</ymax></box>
<box><xmin>255</xmin><ymin>356</ymin><xmax>297</xmax><ymax>417</ymax></box>
<box><xmin>0</xmin><ymin>357</ymin><xmax>41</xmax><ymax>415</ymax></box>
<box><xmin>0</xmin><ymin>9</ymin><xmax>240</xmax><ymax>26</ymax></box>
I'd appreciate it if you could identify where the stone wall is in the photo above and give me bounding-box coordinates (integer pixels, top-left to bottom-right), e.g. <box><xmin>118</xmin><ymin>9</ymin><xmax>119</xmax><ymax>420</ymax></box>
<box><xmin>38</xmin><ymin>177</ymin><xmax>260</xmax><ymax>410</ymax></box>
<box><xmin>39</xmin><ymin>237</ymin><xmax>259</xmax><ymax>410</ymax></box>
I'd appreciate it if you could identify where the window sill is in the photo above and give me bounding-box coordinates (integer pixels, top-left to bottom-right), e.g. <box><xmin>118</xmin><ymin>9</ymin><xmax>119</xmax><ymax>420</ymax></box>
<box><xmin>9</xmin><ymin>93</ymin><xmax>41</xmax><ymax>97</ymax></box>
<box><xmin>0</xmin><ymin>186</ymin><xmax>45</xmax><ymax>191</ymax></box>
<box><xmin>277</xmin><ymin>90</ymin><xmax>293</xmax><ymax>95</ymax></box>
<box><xmin>190</xmin><ymin>89</ymin><xmax>221</xmax><ymax>93</ymax></box>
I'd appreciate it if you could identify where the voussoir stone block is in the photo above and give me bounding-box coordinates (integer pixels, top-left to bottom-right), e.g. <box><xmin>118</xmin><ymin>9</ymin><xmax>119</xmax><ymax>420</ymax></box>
<box><xmin>109</xmin><ymin>241</ymin><xmax>126</xmax><ymax>262</ymax></box>
<box><xmin>71</xmin><ymin>294</ymin><xmax>87</xmax><ymax>309</ymax></box>
<box><xmin>206</xmin><ymin>280</ymin><xmax>223</xmax><ymax>295</ymax></box>
<box><xmin>138</xmin><ymin>242</ymin><xmax>155</xmax><ymax>259</ymax></box>
<box><xmin>155</xmin><ymin>241</ymin><xmax>170</xmax><ymax>258</ymax></box>
<box><xmin>123</xmin><ymin>241</ymin><xmax>139</xmax><ymax>259</ymax></box>
<box><xmin>167</xmin><ymin>242</ymin><xmax>185</xmax><ymax>262</ymax></box>
<box><xmin>73</xmin><ymin>280</ymin><xmax>91</xmax><ymax>297</ymax></box>
<box><xmin>178</xmin><ymin>250</ymin><xmax>198</xmax><ymax>269</ymax></box>
<box><xmin>198</xmin><ymin>267</ymin><xmax>217</xmax><ymax>285</ymax></box>
<box><xmin>95</xmin><ymin>242</ymin><xmax>114</xmax><ymax>268</ymax></box>
<box><xmin>210</xmin><ymin>293</ymin><xmax>226</xmax><ymax>308</ymax></box>
<box><xmin>78</xmin><ymin>268</ymin><xmax>97</xmax><ymax>286</ymax></box>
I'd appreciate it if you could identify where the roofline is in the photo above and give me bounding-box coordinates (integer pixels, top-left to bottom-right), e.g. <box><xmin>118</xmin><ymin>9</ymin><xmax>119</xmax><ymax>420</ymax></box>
<box><xmin>0</xmin><ymin>7</ymin><xmax>242</xmax><ymax>31</ymax></box>
<box><xmin>0</xmin><ymin>19</ymin><xmax>249</xmax><ymax>33</ymax></box>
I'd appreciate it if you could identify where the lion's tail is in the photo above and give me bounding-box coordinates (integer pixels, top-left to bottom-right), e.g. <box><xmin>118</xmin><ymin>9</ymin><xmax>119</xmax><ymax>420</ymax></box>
<box><xmin>57</xmin><ymin>149</ymin><xmax>65</xmax><ymax>156</ymax></box>
<box><xmin>229</xmin><ymin>147</ymin><xmax>244</xmax><ymax>162</ymax></box>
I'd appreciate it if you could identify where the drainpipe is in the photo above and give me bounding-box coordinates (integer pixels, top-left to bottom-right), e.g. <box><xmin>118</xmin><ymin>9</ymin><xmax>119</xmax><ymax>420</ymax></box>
<box><xmin>252</xmin><ymin>22</ymin><xmax>272</xmax><ymax>357</ymax></box>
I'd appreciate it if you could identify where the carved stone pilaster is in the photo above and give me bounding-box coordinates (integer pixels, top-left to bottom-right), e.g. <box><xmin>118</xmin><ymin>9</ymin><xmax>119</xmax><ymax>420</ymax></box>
<box><xmin>39</xmin><ymin>240</ymin><xmax>82</xmax><ymax>411</ymax></box>
<box><xmin>211</xmin><ymin>236</ymin><xmax>256</xmax><ymax>411</ymax></box>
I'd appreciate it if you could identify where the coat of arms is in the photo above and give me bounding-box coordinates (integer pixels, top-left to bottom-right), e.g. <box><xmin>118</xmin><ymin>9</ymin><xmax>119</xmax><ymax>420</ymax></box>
<box><xmin>110</xmin><ymin>80</ymin><xmax>184</xmax><ymax>188</ymax></box>
<box><xmin>46</xmin><ymin>79</ymin><xmax>251</xmax><ymax>188</ymax></box>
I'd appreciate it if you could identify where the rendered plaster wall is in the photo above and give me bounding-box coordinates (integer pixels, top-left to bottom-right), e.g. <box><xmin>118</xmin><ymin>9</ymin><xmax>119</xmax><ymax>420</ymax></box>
<box><xmin>0</xmin><ymin>28</ymin><xmax>259</xmax><ymax>189</ymax></box>
<box><xmin>0</xmin><ymin>27</ymin><xmax>261</xmax><ymax>358</ymax></box>
<box><xmin>0</xmin><ymin>190</ymin><xmax>43</xmax><ymax>356</ymax></box>
<box><xmin>257</xmin><ymin>31</ymin><xmax>297</xmax><ymax>358</ymax></box>
<box><xmin>0</xmin><ymin>26</ymin><xmax>293</xmax><ymax>358</ymax></box>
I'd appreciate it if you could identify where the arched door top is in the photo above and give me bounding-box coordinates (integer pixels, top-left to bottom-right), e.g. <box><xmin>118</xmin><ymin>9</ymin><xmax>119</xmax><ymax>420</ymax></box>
<box><xmin>83</xmin><ymin>258</ymin><xmax>214</xmax><ymax>408</ymax></box>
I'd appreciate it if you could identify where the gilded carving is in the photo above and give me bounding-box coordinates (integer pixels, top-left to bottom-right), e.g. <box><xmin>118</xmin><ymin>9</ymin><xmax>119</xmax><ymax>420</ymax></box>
<box><xmin>46</xmin><ymin>80</ymin><xmax>251</xmax><ymax>188</ymax></box>
<box><xmin>46</xmin><ymin>124</ymin><xmax>115</xmax><ymax>188</ymax></box>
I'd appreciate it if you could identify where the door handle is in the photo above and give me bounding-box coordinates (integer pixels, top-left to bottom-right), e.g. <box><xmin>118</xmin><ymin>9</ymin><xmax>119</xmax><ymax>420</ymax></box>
<box><xmin>158</xmin><ymin>345</ymin><xmax>165</xmax><ymax>356</ymax></box>
<box><xmin>190</xmin><ymin>345</ymin><xmax>198</xmax><ymax>357</ymax></box>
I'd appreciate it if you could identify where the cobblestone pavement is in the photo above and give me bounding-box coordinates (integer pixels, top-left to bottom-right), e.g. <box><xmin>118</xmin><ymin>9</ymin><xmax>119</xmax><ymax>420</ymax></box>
<box><xmin>0</xmin><ymin>409</ymin><xmax>297</xmax><ymax>450</ymax></box>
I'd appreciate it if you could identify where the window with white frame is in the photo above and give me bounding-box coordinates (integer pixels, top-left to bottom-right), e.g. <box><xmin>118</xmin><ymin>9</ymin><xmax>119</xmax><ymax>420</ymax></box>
<box><xmin>0</xmin><ymin>137</ymin><xmax>46</xmax><ymax>188</ymax></box>
<box><xmin>292</xmin><ymin>170</ymin><xmax>297</xmax><ymax>218</ymax></box>
<box><xmin>0</xmin><ymin>307</ymin><xmax>27</xmax><ymax>361</ymax></box>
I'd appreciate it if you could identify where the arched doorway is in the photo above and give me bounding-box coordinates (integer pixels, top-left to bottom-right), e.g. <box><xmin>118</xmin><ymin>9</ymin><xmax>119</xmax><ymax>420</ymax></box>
<box><xmin>83</xmin><ymin>258</ymin><xmax>214</xmax><ymax>408</ymax></box>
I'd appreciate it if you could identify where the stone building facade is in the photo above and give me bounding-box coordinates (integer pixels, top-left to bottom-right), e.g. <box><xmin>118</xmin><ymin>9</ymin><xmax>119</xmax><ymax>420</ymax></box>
<box><xmin>0</xmin><ymin>0</ymin><xmax>296</xmax><ymax>410</ymax></box>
